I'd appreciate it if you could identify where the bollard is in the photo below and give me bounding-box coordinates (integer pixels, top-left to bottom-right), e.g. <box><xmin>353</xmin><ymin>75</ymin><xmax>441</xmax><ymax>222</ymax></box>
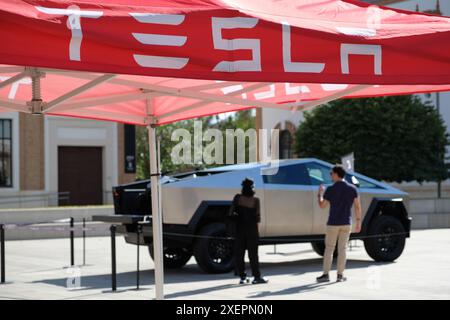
<box><xmin>1</xmin><ymin>224</ymin><xmax>5</xmax><ymax>283</ymax></box>
<box><xmin>136</xmin><ymin>224</ymin><xmax>140</xmax><ymax>290</ymax></box>
<box><xmin>82</xmin><ymin>218</ymin><xmax>86</xmax><ymax>266</ymax></box>
<box><xmin>70</xmin><ymin>217</ymin><xmax>75</xmax><ymax>266</ymax></box>
<box><xmin>110</xmin><ymin>225</ymin><xmax>117</xmax><ymax>292</ymax></box>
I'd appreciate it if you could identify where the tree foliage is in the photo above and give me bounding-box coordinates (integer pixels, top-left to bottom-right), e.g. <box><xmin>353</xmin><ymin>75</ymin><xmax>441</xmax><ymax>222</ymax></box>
<box><xmin>295</xmin><ymin>95</ymin><xmax>449</xmax><ymax>183</ymax></box>
<box><xmin>136</xmin><ymin>110</ymin><xmax>255</xmax><ymax>180</ymax></box>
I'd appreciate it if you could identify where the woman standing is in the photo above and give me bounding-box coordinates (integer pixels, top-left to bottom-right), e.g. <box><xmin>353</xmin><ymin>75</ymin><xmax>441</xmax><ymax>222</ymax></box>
<box><xmin>229</xmin><ymin>178</ymin><xmax>268</xmax><ymax>284</ymax></box>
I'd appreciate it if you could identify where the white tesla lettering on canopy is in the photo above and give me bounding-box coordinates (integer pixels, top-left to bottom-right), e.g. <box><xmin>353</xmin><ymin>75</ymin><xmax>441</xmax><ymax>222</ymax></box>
<box><xmin>130</xmin><ymin>13</ymin><xmax>189</xmax><ymax>69</ymax></box>
<box><xmin>0</xmin><ymin>76</ymin><xmax>31</xmax><ymax>99</ymax></box>
<box><xmin>36</xmin><ymin>5</ymin><xmax>103</xmax><ymax>61</ymax></box>
<box><xmin>33</xmin><ymin>7</ymin><xmax>384</xmax><ymax>75</ymax></box>
<box><xmin>282</xmin><ymin>22</ymin><xmax>325</xmax><ymax>73</ymax></box>
<box><xmin>254</xmin><ymin>84</ymin><xmax>276</xmax><ymax>100</ymax></box>
<box><xmin>285</xmin><ymin>83</ymin><xmax>310</xmax><ymax>95</ymax></box>
<box><xmin>212</xmin><ymin>17</ymin><xmax>261</xmax><ymax>72</ymax></box>
<box><xmin>220</xmin><ymin>83</ymin><xmax>248</xmax><ymax>99</ymax></box>
<box><xmin>341</xmin><ymin>44</ymin><xmax>382</xmax><ymax>75</ymax></box>
<box><xmin>321</xmin><ymin>84</ymin><xmax>349</xmax><ymax>91</ymax></box>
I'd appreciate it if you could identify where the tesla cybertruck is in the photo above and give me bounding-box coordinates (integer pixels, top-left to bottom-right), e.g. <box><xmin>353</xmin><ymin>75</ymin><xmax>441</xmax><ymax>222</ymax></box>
<box><xmin>97</xmin><ymin>158</ymin><xmax>411</xmax><ymax>273</ymax></box>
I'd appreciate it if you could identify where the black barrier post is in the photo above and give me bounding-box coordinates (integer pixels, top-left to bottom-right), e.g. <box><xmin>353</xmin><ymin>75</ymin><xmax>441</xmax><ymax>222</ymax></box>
<box><xmin>70</xmin><ymin>217</ymin><xmax>75</xmax><ymax>266</ymax></box>
<box><xmin>136</xmin><ymin>224</ymin><xmax>140</xmax><ymax>290</ymax></box>
<box><xmin>82</xmin><ymin>218</ymin><xmax>86</xmax><ymax>266</ymax></box>
<box><xmin>110</xmin><ymin>225</ymin><xmax>117</xmax><ymax>292</ymax></box>
<box><xmin>1</xmin><ymin>224</ymin><xmax>5</xmax><ymax>283</ymax></box>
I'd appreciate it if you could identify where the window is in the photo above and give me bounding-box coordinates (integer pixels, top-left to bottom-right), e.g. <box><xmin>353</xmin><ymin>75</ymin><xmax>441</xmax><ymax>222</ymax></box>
<box><xmin>263</xmin><ymin>164</ymin><xmax>311</xmax><ymax>185</ymax></box>
<box><xmin>279</xmin><ymin>130</ymin><xmax>293</xmax><ymax>159</ymax></box>
<box><xmin>304</xmin><ymin>161</ymin><xmax>383</xmax><ymax>189</ymax></box>
<box><xmin>345</xmin><ymin>174</ymin><xmax>381</xmax><ymax>189</ymax></box>
<box><xmin>0</xmin><ymin>119</ymin><xmax>12</xmax><ymax>187</ymax></box>
<box><xmin>305</xmin><ymin>162</ymin><xmax>333</xmax><ymax>185</ymax></box>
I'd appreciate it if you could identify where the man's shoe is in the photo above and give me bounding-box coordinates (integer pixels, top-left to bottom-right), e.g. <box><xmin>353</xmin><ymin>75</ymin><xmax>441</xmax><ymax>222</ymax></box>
<box><xmin>252</xmin><ymin>277</ymin><xmax>268</xmax><ymax>284</ymax></box>
<box><xmin>337</xmin><ymin>274</ymin><xmax>347</xmax><ymax>282</ymax></box>
<box><xmin>316</xmin><ymin>274</ymin><xmax>330</xmax><ymax>283</ymax></box>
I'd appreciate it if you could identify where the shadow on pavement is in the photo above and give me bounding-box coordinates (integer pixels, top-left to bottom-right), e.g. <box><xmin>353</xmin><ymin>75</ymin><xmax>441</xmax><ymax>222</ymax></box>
<box><xmin>247</xmin><ymin>281</ymin><xmax>336</xmax><ymax>298</ymax></box>
<box><xmin>32</xmin><ymin>256</ymin><xmax>392</xmax><ymax>298</ymax></box>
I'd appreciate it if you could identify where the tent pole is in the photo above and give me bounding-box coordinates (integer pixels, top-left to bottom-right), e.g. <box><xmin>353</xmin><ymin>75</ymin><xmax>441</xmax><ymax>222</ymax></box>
<box><xmin>147</xmin><ymin>122</ymin><xmax>165</xmax><ymax>300</ymax></box>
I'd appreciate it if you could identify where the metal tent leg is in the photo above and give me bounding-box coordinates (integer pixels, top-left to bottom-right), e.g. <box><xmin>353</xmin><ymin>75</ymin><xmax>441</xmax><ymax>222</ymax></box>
<box><xmin>147</xmin><ymin>123</ymin><xmax>165</xmax><ymax>300</ymax></box>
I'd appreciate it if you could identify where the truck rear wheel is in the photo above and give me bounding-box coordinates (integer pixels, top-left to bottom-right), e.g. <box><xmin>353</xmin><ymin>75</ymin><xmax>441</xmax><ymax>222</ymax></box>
<box><xmin>364</xmin><ymin>215</ymin><xmax>406</xmax><ymax>262</ymax></box>
<box><xmin>193</xmin><ymin>223</ymin><xmax>234</xmax><ymax>274</ymax></box>
<box><xmin>148</xmin><ymin>246</ymin><xmax>192</xmax><ymax>269</ymax></box>
<box><xmin>311</xmin><ymin>241</ymin><xmax>337</xmax><ymax>257</ymax></box>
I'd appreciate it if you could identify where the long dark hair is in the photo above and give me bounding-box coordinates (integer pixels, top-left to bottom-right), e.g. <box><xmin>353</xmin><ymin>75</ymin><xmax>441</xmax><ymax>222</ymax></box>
<box><xmin>241</xmin><ymin>177</ymin><xmax>255</xmax><ymax>197</ymax></box>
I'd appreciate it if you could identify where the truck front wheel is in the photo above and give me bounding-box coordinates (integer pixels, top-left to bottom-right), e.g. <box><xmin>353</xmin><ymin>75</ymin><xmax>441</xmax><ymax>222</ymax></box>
<box><xmin>193</xmin><ymin>223</ymin><xmax>234</xmax><ymax>273</ymax></box>
<box><xmin>148</xmin><ymin>246</ymin><xmax>192</xmax><ymax>269</ymax></box>
<box><xmin>364</xmin><ymin>215</ymin><xmax>406</xmax><ymax>262</ymax></box>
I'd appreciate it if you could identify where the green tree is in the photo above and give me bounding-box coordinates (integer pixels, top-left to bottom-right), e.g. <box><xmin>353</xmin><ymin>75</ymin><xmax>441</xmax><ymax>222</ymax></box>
<box><xmin>136</xmin><ymin>118</ymin><xmax>209</xmax><ymax>180</ymax></box>
<box><xmin>213</xmin><ymin>110</ymin><xmax>256</xmax><ymax>164</ymax></box>
<box><xmin>136</xmin><ymin>110</ymin><xmax>255</xmax><ymax>180</ymax></box>
<box><xmin>295</xmin><ymin>95</ymin><xmax>449</xmax><ymax>183</ymax></box>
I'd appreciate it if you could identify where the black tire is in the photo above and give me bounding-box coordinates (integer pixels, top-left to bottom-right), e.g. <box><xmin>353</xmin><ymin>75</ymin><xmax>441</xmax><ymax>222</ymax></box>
<box><xmin>193</xmin><ymin>223</ymin><xmax>234</xmax><ymax>274</ymax></box>
<box><xmin>364</xmin><ymin>215</ymin><xmax>406</xmax><ymax>262</ymax></box>
<box><xmin>148</xmin><ymin>246</ymin><xmax>192</xmax><ymax>269</ymax></box>
<box><xmin>311</xmin><ymin>241</ymin><xmax>337</xmax><ymax>257</ymax></box>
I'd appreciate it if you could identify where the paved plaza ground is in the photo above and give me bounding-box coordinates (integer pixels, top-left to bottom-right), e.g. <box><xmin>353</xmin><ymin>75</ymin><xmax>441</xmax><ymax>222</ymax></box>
<box><xmin>0</xmin><ymin>229</ymin><xmax>449</xmax><ymax>300</ymax></box>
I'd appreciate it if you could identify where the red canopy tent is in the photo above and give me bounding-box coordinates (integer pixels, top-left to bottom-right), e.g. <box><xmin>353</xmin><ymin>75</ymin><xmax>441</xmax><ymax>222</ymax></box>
<box><xmin>2</xmin><ymin>69</ymin><xmax>450</xmax><ymax>124</ymax></box>
<box><xmin>1</xmin><ymin>0</ymin><xmax>450</xmax><ymax>299</ymax></box>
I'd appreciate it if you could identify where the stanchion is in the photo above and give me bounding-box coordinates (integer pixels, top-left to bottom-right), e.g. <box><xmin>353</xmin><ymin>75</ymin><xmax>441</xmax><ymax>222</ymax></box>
<box><xmin>110</xmin><ymin>225</ymin><xmax>117</xmax><ymax>292</ymax></box>
<box><xmin>82</xmin><ymin>218</ymin><xmax>86</xmax><ymax>266</ymax></box>
<box><xmin>70</xmin><ymin>217</ymin><xmax>74</xmax><ymax>266</ymax></box>
<box><xmin>136</xmin><ymin>224</ymin><xmax>140</xmax><ymax>290</ymax></box>
<box><xmin>1</xmin><ymin>224</ymin><xmax>5</xmax><ymax>283</ymax></box>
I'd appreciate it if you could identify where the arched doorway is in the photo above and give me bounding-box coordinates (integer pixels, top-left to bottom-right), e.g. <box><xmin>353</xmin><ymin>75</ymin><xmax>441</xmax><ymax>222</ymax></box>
<box><xmin>279</xmin><ymin>129</ymin><xmax>293</xmax><ymax>159</ymax></box>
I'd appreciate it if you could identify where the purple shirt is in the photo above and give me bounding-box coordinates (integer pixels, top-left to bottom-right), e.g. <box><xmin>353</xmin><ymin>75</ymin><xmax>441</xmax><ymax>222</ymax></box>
<box><xmin>323</xmin><ymin>180</ymin><xmax>358</xmax><ymax>226</ymax></box>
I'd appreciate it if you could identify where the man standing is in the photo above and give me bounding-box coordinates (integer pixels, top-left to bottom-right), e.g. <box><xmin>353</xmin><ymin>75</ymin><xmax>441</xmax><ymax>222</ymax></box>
<box><xmin>316</xmin><ymin>165</ymin><xmax>362</xmax><ymax>283</ymax></box>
